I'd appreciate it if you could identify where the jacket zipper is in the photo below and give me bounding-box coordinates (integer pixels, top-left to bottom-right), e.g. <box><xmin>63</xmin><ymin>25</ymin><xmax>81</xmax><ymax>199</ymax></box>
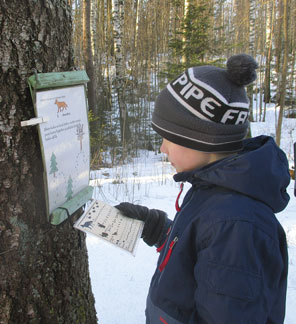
<box><xmin>175</xmin><ymin>182</ymin><xmax>184</xmax><ymax>212</ymax></box>
<box><xmin>157</xmin><ymin>226</ymin><xmax>171</xmax><ymax>253</ymax></box>
<box><xmin>157</xmin><ymin>183</ymin><xmax>189</xmax><ymax>276</ymax></box>
<box><xmin>158</xmin><ymin>236</ymin><xmax>178</xmax><ymax>272</ymax></box>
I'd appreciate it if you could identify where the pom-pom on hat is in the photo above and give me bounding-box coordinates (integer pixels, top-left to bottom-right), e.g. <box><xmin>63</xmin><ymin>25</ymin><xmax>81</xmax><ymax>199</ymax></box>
<box><xmin>152</xmin><ymin>54</ymin><xmax>258</xmax><ymax>153</ymax></box>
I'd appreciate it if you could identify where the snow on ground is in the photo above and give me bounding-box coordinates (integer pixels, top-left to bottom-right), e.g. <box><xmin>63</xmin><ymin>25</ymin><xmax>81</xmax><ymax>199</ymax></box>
<box><xmin>87</xmin><ymin>153</ymin><xmax>177</xmax><ymax>324</ymax></box>
<box><xmin>86</xmin><ymin>106</ymin><xmax>296</xmax><ymax>323</ymax></box>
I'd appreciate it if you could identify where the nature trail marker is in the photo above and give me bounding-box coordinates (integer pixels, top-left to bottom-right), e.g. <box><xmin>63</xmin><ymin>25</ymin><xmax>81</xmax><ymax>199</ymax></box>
<box><xmin>24</xmin><ymin>71</ymin><xmax>93</xmax><ymax>225</ymax></box>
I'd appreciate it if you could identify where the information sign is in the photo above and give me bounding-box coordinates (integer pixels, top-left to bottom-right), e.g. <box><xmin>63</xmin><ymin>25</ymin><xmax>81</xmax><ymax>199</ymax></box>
<box><xmin>26</xmin><ymin>71</ymin><xmax>93</xmax><ymax>224</ymax></box>
<box><xmin>36</xmin><ymin>85</ymin><xmax>90</xmax><ymax>215</ymax></box>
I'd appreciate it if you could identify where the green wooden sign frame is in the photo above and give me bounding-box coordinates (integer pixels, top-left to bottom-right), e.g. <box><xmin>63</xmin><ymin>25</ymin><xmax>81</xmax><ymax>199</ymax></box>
<box><xmin>28</xmin><ymin>70</ymin><xmax>90</xmax><ymax>105</ymax></box>
<box><xmin>27</xmin><ymin>70</ymin><xmax>94</xmax><ymax>225</ymax></box>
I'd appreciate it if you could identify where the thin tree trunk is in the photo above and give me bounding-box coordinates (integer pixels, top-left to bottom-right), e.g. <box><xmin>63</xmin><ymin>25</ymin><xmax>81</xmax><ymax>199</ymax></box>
<box><xmin>264</xmin><ymin>0</ymin><xmax>275</xmax><ymax>104</ymax></box>
<box><xmin>83</xmin><ymin>0</ymin><xmax>98</xmax><ymax>115</ymax></box>
<box><xmin>0</xmin><ymin>1</ymin><xmax>97</xmax><ymax>323</ymax></box>
<box><xmin>112</xmin><ymin>0</ymin><xmax>131</xmax><ymax>145</ymax></box>
<box><xmin>274</xmin><ymin>0</ymin><xmax>284</xmax><ymax>105</ymax></box>
<box><xmin>247</xmin><ymin>0</ymin><xmax>256</xmax><ymax>123</ymax></box>
<box><xmin>276</xmin><ymin>0</ymin><xmax>289</xmax><ymax>146</ymax></box>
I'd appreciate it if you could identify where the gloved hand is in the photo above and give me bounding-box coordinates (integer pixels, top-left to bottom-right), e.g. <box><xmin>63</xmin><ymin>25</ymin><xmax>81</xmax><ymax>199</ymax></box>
<box><xmin>115</xmin><ymin>202</ymin><xmax>167</xmax><ymax>246</ymax></box>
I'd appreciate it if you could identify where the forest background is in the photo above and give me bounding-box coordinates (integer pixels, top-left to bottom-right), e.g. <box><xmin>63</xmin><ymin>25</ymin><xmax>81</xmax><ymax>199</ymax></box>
<box><xmin>71</xmin><ymin>0</ymin><xmax>295</xmax><ymax>168</ymax></box>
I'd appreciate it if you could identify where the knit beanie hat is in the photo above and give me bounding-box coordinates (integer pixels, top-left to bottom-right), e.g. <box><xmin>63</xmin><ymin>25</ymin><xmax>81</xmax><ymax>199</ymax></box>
<box><xmin>152</xmin><ymin>54</ymin><xmax>258</xmax><ymax>153</ymax></box>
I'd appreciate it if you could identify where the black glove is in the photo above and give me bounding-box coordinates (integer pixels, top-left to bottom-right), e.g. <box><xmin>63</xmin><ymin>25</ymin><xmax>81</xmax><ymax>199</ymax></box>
<box><xmin>115</xmin><ymin>202</ymin><xmax>167</xmax><ymax>246</ymax></box>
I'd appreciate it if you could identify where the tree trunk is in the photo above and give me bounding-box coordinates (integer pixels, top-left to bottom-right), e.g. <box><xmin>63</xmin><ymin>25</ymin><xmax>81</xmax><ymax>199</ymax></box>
<box><xmin>264</xmin><ymin>0</ymin><xmax>275</xmax><ymax>104</ymax></box>
<box><xmin>274</xmin><ymin>0</ymin><xmax>284</xmax><ymax>106</ymax></box>
<box><xmin>112</xmin><ymin>0</ymin><xmax>131</xmax><ymax>145</ymax></box>
<box><xmin>276</xmin><ymin>0</ymin><xmax>289</xmax><ymax>146</ymax></box>
<box><xmin>247</xmin><ymin>0</ymin><xmax>256</xmax><ymax>123</ymax></box>
<box><xmin>0</xmin><ymin>1</ymin><xmax>97</xmax><ymax>323</ymax></box>
<box><xmin>83</xmin><ymin>0</ymin><xmax>98</xmax><ymax>116</ymax></box>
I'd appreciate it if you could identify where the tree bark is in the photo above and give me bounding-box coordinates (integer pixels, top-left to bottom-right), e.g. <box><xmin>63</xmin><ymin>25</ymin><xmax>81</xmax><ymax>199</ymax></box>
<box><xmin>0</xmin><ymin>1</ymin><xmax>97</xmax><ymax>323</ymax></box>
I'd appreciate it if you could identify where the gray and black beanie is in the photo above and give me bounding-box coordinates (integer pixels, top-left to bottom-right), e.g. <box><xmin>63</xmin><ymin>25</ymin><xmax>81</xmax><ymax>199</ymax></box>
<box><xmin>152</xmin><ymin>54</ymin><xmax>258</xmax><ymax>153</ymax></box>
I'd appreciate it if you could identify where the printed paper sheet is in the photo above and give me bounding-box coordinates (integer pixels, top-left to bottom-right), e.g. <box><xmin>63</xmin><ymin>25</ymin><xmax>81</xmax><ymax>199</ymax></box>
<box><xmin>74</xmin><ymin>200</ymin><xmax>144</xmax><ymax>256</ymax></box>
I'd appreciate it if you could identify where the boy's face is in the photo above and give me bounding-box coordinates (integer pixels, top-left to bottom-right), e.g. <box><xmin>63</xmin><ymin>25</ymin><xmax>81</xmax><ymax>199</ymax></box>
<box><xmin>160</xmin><ymin>138</ymin><xmax>214</xmax><ymax>173</ymax></box>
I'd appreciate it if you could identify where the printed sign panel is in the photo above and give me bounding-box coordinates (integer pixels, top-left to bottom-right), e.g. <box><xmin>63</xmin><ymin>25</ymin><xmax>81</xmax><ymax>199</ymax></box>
<box><xmin>36</xmin><ymin>85</ymin><xmax>90</xmax><ymax>215</ymax></box>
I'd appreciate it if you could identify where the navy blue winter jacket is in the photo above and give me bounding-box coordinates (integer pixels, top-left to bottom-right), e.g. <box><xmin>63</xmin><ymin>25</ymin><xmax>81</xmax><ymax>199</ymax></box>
<box><xmin>145</xmin><ymin>136</ymin><xmax>290</xmax><ymax>324</ymax></box>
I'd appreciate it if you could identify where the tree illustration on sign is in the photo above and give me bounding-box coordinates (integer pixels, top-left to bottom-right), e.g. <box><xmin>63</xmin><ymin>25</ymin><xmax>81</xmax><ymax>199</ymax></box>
<box><xmin>65</xmin><ymin>176</ymin><xmax>73</xmax><ymax>201</ymax></box>
<box><xmin>49</xmin><ymin>152</ymin><xmax>58</xmax><ymax>177</ymax></box>
<box><xmin>76</xmin><ymin>123</ymin><xmax>85</xmax><ymax>151</ymax></box>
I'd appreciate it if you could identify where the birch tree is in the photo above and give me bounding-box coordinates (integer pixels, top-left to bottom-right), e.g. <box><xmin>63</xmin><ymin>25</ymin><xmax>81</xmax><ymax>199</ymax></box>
<box><xmin>83</xmin><ymin>0</ymin><xmax>98</xmax><ymax>115</ymax></box>
<box><xmin>0</xmin><ymin>1</ymin><xmax>97</xmax><ymax>322</ymax></box>
<box><xmin>112</xmin><ymin>0</ymin><xmax>131</xmax><ymax>146</ymax></box>
<box><xmin>264</xmin><ymin>0</ymin><xmax>275</xmax><ymax>105</ymax></box>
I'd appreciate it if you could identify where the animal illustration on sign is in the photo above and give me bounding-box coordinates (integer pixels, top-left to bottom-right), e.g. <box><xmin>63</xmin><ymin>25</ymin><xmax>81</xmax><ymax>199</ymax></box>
<box><xmin>81</xmin><ymin>220</ymin><xmax>94</xmax><ymax>229</ymax></box>
<box><xmin>54</xmin><ymin>99</ymin><xmax>68</xmax><ymax>113</ymax></box>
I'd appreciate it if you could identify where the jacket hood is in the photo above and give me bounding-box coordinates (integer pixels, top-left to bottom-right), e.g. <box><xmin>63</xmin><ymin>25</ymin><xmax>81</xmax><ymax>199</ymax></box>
<box><xmin>174</xmin><ymin>135</ymin><xmax>290</xmax><ymax>213</ymax></box>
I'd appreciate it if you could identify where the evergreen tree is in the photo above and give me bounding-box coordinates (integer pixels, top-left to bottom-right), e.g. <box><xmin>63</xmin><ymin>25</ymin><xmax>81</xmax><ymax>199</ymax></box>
<box><xmin>65</xmin><ymin>176</ymin><xmax>74</xmax><ymax>201</ymax></box>
<box><xmin>49</xmin><ymin>152</ymin><xmax>58</xmax><ymax>177</ymax></box>
<box><xmin>166</xmin><ymin>0</ymin><xmax>216</xmax><ymax>78</ymax></box>
<box><xmin>182</xmin><ymin>0</ymin><xmax>211</xmax><ymax>64</ymax></box>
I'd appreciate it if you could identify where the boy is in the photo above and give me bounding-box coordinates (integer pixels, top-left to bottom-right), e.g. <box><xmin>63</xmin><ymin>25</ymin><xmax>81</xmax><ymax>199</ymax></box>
<box><xmin>116</xmin><ymin>54</ymin><xmax>290</xmax><ymax>323</ymax></box>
